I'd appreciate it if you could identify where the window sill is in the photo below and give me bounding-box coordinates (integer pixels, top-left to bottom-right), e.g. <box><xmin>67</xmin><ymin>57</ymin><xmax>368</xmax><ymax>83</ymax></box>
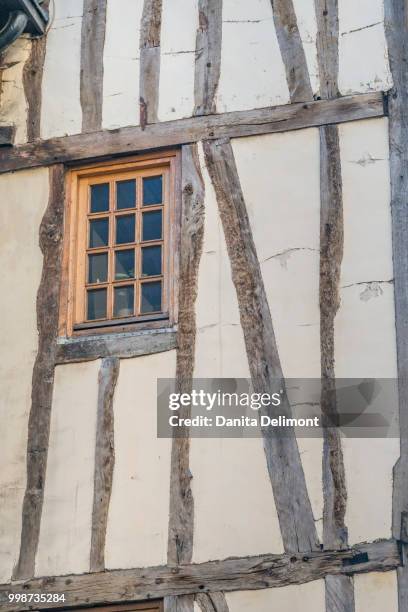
<box><xmin>55</xmin><ymin>326</ymin><xmax>177</xmax><ymax>364</ymax></box>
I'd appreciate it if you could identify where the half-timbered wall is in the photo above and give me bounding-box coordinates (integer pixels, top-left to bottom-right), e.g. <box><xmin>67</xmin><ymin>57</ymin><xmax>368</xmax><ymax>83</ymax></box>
<box><xmin>0</xmin><ymin>0</ymin><xmax>406</xmax><ymax>611</ymax></box>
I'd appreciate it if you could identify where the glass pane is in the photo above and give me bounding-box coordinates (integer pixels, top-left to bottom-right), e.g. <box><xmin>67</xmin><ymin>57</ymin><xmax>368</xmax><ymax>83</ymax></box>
<box><xmin>116</xmin><ymin>214</ymin><xmax>135</xmax><ymax>244</ymax></box>
<box><xmin>116</xmin><ymin>179</ymin><xmax>136</xmax><ymax>210</ymax></box>
<box><xmin>142</xmin><ymin>210</ymin><xmax>162</xmax><ymax>241</ymax></box>
<box><xmin>88</xmin><ymin>253</ymin><xmax>108</xmax><ymax>284</ymax></box>
<box><xmin>87</xmin><ymin>288</ymin><xmax>107</xmax><ymax>320</ymax></box>
<box><xmin>143</xmin><ymin>175</ymin><xmax>162</xmax><ymax>206</ymax></box>
<box><xmin>115</xmin><ymin>249</ymin><xmax>135</xmax><ymax>280</ymax></box>
<box><xmin>141</xmin><ymin>281</ymin><xmax>162</xmax><ymax>313</ymax></box>
<box><xmin>89</xmin><ymin>218</ymin><xmax>109</xmax><ymax>248</ymax></box>
<box><xmin>114</xmin><ymin>285</ymin><xmax>134</xmax><ymax>318</ymax></box>
<box><xmin>90</xmin><ymin>183</ymin><xmax>109</xmax><ymax>213</ymax></box>
<box><xmin>142</xmin><ymin>245</ymin><xmax>162</xmax><ymax>276</ymax></box>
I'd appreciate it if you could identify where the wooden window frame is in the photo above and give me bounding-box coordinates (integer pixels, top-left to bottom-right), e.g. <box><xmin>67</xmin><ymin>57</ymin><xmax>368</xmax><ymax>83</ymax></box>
<box><xmin>59</xmin><ymin>150</ymin><xmax>180</xmax><ymax>338</ymax></box>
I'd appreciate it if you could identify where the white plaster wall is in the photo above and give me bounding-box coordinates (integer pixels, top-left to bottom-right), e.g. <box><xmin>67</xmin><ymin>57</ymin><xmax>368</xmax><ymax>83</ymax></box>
<box><xmin>338</xmin><ymin>0</ymin><xmax>392</xmax><ymax>95</ymax></box>
<box><xmin>0</xmin><ymin>169</ymin><xmax>49</xmax><ymax>583</ymax></box>
<box><xmin>337</xmin><ymin>118</ymin><xmax>399</xmax><ymax>545</ymax></box>
<box><xmin>217</xmin><ymin>0</ymin><xmax>289</xmax><ymax>112</ymax></box>
<box><xmin>354</xmin><ymin>571</ymin><xmax>398</xmax><ymax>612</ymax></box>
<box><xmin>105</xmin><ymin>351</ymin><xmax>175</xmax><ymax>570</ymax></box>
<box><xmin>41</xmin><ymin>0</ymin><xmax>83</xmax><ymax>139</ymax></box>
<box><xmin>291</xmin><ymin>0</ymin><xmax>320</xmax><ymax>95</ymax></box>
<box><xmin>232</xmin><ymin>130</ymin><xmax>323</xmax><ymax>540</ymax></box>
<box><xmin>226</xmin><ymin>580</ymin><xmax>325</xmax><ymax>612</ymax></box>
<box><xmin>191</xmin><ymin>144</ymin><xmax>283</xmax><ymax>562</ymax></box>
<box><xmin>0</xmin><ymin>37</ymin><xmax>31</xmax><ymax>144</ymax></box>
<box><xmin>158</xmin><ymin>0</ymin><xmax>198</xmax><ymax>121</ymax></box>
<box><xmin>36</xmin><ymin>360</ymin><xmax>100</xmax><ymax>577</ymax></box>
<box><xmin>102</xmin><ymin>0</ymin><xmax>144</xmax><ymax>130</ymax></box>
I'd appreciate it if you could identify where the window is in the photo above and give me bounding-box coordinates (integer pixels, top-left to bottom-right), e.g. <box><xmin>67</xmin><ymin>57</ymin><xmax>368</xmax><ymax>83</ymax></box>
<box><xmin>60</xmin><ymin>152</ymin><xmax>179</xmax><ymax>336</ymax></box>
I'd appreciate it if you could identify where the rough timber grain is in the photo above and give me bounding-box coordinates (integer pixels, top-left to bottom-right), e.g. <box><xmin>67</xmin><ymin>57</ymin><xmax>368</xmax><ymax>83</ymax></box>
<box><xmin>56</xmin><ymin>329</ymin><xmax>177</xmax><ymax>364</ymax></box>
<box><xmin>315</xmin><ymin>2</ymin><xmax>352</xmax><ymax>608</ymax></box>
<box><xmin>320</xmin><ymin>125</ymin><xmax>347</xmax><ymax>552</ymax></box>
<box><xmin>0</xmin><ymin>539</ymin><xmax>400</xmax><ymax>611</ymax></box>
<box><xmin>194</xmin><ymin>0</ymin><xmax>222</xmax><ymax>115</ymax></box>
<box><xmin>315</xmin><ymin>0</ymin><xmax>339</xmax><ymax>99</ymax></box>
<box><xmin>270</xmin><ymin>0</ymin><xmax>313</xmax><ymax>102</ymax></box>
<box><xmin>12</xmin><ymin>165</ymin><xmax>65</xmax><ymax>581</ymax></box>
<box><xmin>384</xmin><ymin>0</ymin><xmax>408</xmax><ymax>608</ymax></box>
<box><xmin>325</xmin><ymin>575</ymin><xmax>355</xmax><ymax>612</ymax></box>
<box><xmin>80</xmin><ymin>0</ymin><xmax>107</xmax><ymax>133</ymax></box>
<box><xmin>164</xmin><ymin>596</ymin><xmax>195</xmax><ymax>612</ymax></box>
<box><xmin>203</xmin><ymin>139</ymin><xmax>319</xmax><ymax>553</ymax></box>
<box><xmin>90</xmin><ymin>357</ymin><xmax>120</xmax><ymax>573</ymax></box>
<box><xmin>167</xmin><ymin>145</ymin><xmax>204</xmax><ymax>568</ymax></box>
<box><xmin>196</xmin><ymin>593</ymin><xmax>229</xmax><ymax>612</ymax></box>
<box><xmin>0</xmin><ymin>93</ymin><xmax>385</xmax><ymax>175</ymax></box>
<box><xmin>23</xmin><ymin>1</ymin><xmax>49</xmax><ymax>141</ymax></box>
<box><xmin>139</xmin><ymin>0</ymin><xmax>162</xmax><ymax>127</ymax></box>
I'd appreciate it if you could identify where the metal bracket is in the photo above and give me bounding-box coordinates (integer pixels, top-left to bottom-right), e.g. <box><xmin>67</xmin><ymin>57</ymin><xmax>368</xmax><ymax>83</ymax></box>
<box><xmin>0</xmin><ymin>0</ymin><xmax>49</xmax><ymax>53</ymax></box>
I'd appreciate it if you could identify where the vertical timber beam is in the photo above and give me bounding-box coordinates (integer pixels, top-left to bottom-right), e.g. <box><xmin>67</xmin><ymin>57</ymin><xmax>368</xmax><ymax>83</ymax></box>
<box><xmin>315</xmin><ymin>0</ymin><xmax>339</xmax><ymax>99</ymax></box>
<box><xmin>80</xmin><ymin>0</ymin><xmax>107</xmax><ymax>133</ymax></box>
<box><xmin>196</xmin><ymin>593</ymin><xmax>230</xmax><ymax>612</ymax></box>
<box><xmin>384</xmin><ymin>0</ymin><xmax>408</xmax><ymax>608</ymax></box>
<box><xmin>166</xmin><ymin>144</ymin><xmax>205</xmax><ymax>612</ymax></box>
<box><xmin>139</xmin><ymin>0</ymin><xmax>162</xmax><ymax>129</ymax></box>
<box><xmin>194</xmin><ymin>0</ymin><xmax>223</xmax><ymax>116</ymax></box>
<box><xmin>203</xmin><ymin>138</ymin><xmax>319</xmax><ymax>554</ymax></box>
<box><xmin>90</xmin><ymin>357</ymin><xmax>120</xmax><ymax>573</ymax></box>
<box><xmin>23</xmin><ymin>0</ymin><xmax>49</xmax><ymax>141</ymax></box>
<box><xmin>13</xmin><ymin>165</ymin><xmax>65</xmax><ymax>580</ymax></box>
<box><xmin>270</xmin><ymin>0</ymin><xmax>314</xmax><ymax>102</ymax></box>
<box><xmin>315</xmin><ymin>1</ymin><xmax>354</xmax><ymax>610</ymax></box>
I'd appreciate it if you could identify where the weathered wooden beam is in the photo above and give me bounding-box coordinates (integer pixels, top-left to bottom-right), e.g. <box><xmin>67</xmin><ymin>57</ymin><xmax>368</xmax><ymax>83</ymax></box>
<box><xmin>12</xmin><ymin>165</ymin><xmax>65</xmax><ymax>581</ymax></box>
<box><xmin>0</xmin><ymin>125</ymin><xmax>15</xmax><ymax>147</ymax></box>
<box><xmin>0</xmin><ymin>92</ymin><xmax>386</xmax><ymax>174</ymax></box>
<box><xmin>315</xmin><ymin>0</ymin><xmax>339</xmax><ymax>99</ymax></box>
<box><xmin>194</xmin><ymin>0</ymin><xmax>223</xmax><ymax>115</ymax></box>
<box><xmin>325</xmin><ymin>575</ymin><xmax>355</xmax><ymax>612</ymax></box>
<box><xmin>315</xmin><ymin>2</ymin><xmax>352</xmax><ymax>609</ymax></box>
<box><xmin>139</xmin><ymin>0</ymin><xmax>162</xmax><ymax>128</ymax></box>
<box><xmin>80</xmin><ymin>0</ymin><xmax>107</xmax><ymax>133</ymax></box>
<box><xmin>270</xmin><ymin>0</ymin><xmax>313</xmax><ymax>102</ymax></box>
<box><xmin>23</xmin><ymin>0</ymin><xmax>49</xmax><ymax>141</ymax></box>
<box><xmin>167</xmin><ymin>145</ymin><xmax>205</xmax><ymax>568</ymax></box>
<box><xmin>55</xmin><ymin>329</ymin><xmax>177</xmax><ymax>364</ymax></box>
<box><xmin>320</xmin><ymin>126</ymin><xmax>347</xmax><ymax>553</ymax></box>
<box><xmin>0</xmin><ymin>539</ymin><xmax>400</xmax><ymax>611</ymax></box>
<box><xmin>196</xmin><ymin>593</ymin><xmax>230</xmax><ymax>612</ymax></box>
<box><xmin>90</xmin><ymin>357</ymin><xmax>120</xmax><ymax>573</ymax></box>
<box><xmin>384</xmin><ymin>1</ymin><xmax>408</xmax><ymax>609</ymax></box>
<box><xmin>203</xmin><ymin>139</ymin><xmax>319</xmax><ymax>553</ymax></box>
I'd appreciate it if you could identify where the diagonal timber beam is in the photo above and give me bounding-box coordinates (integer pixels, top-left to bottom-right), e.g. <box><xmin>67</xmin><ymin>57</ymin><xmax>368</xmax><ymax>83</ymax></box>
<box><xmin>270</xmin><ymin>0</ymin><xmax>313</xmax><ymax>102</ymax></box>
<box><xmin>203</xmin><ymin>138</ymin><xmax>319</xmax><ymax>553</ymax></box>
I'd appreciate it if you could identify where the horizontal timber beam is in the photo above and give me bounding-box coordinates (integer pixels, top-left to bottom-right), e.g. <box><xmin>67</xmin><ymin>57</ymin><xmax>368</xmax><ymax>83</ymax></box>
<box><xmin>55</xmin><ymin>329</ymin><xmax>177</xmax><ymax>364</ymax></box>
<box><xmin>0</xmin><ymin>539</ymin><xmax>400</xmax><ymax>611</ymax></box>
<box><xmin>0</xmin><ymin>92</ymin><xmax>386</xmax><ymax>174</ymax></box>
